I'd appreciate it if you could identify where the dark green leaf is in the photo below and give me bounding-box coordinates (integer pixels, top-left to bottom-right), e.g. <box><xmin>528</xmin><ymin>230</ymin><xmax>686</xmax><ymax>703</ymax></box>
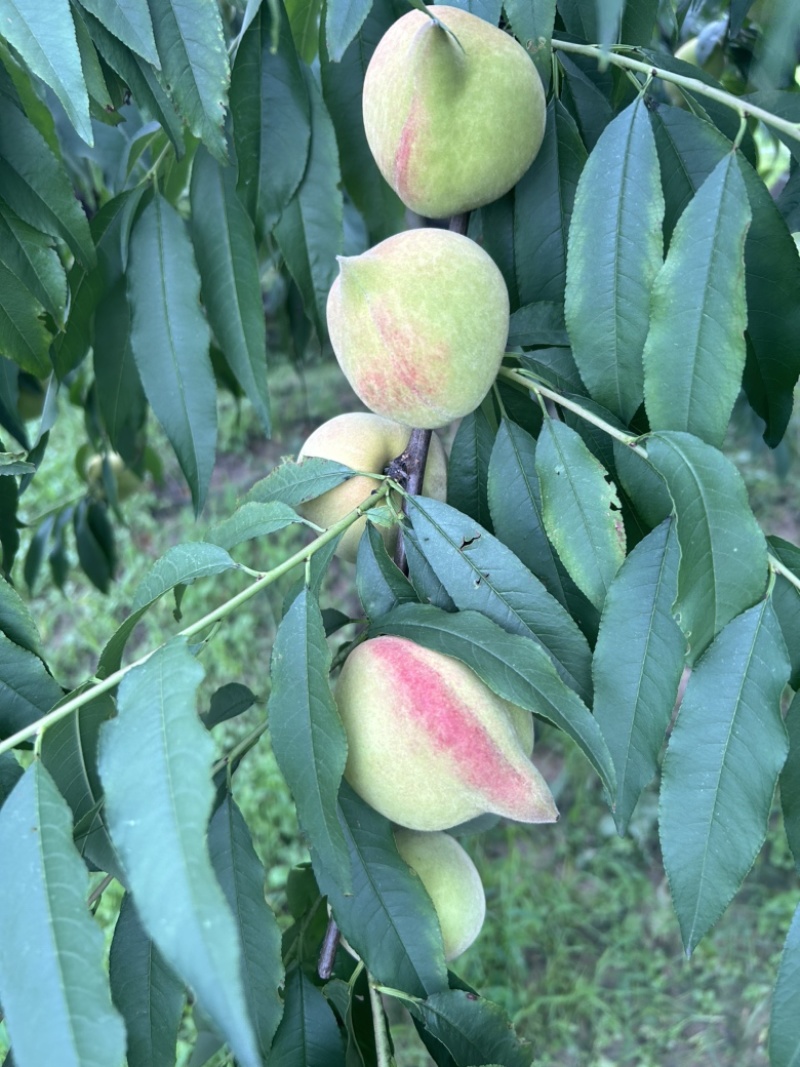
<box><xmin>77</xmin><ymin>0</ymin><xmax>159</xmax><ymax>65</ymax></box>
<box><xmin>565</xmin><ymin>97</ymin><xmax>663</xmax><ymax>423</ymax></box>
<box><xmin>768</xmin><ymin>538</ymin><xmax>800</xmax><ymax>691</ymax></box>
<box><xmin>146</xmin><ymin>0</ymin><xmax>229</xmax><ymax>161</ymax></box>
<box><xmin>770</xmin><ymin>901</ymin><xmax>800</xmax><ymax>1067</ymax></box>
<box><xmin>274</xmin><ymin>67</ymin><xmax>343</xmax><ymax>341</ymax></box>
<box><xmin>356</xmin><ymin>522</ymin><xmax>418</xmax><ymax>619</ymax></box>
<box><xmin>371</xmin><ymin>602</ymin><xmax>615</xmax><ymax>794</ymax></box>
<box><xmin>202</xmin><ymin>683</ymin><xmax>256</xmax><ymax>729</ymax></box>
<box><xmin>0</xmin><ymin>0</ymin><xmax>91</xmax><ymax>143</ymax></box>
<box><xmin>503</xmin><ymin>0</ymin><xmax>555</xmax><ymax>81</ymax></box>
<box><xmin>0</xmin><ymin>104</ymin><xmax>95</xmax><ymax>268</ymax></box>
<box><xmin>0</xmin><ymin>630</ymin><xmax>62</xmax><ymax>740</ymax></box>
<box><xmin>0</xmin><ymin>205</ymin><xmax>67</xmax><ymax>323</ymax></box>
<box><xmin>0</xmin><ymin>750</ymin><xmax>22</xmax><ymax>806</ymax></box>
<box><xmin>0</xmin><ymin>259</ymin><xmax>52</xmax><ymax>376</ymax></box>
<box><xmin>74</xmin><ymin>498</ymin><xmax>115</xmax><ymax>593</ymax></box>
<box><xmin>313</xmin><ymin>784</ymin><xmax>449</xmax><ymax>998</ymax></box>
<box><xmin>320</xmin><ymin>0</ymin><xmax>407</xmax><ymax>242</ymax></box>
<box><xmin>0</xmin><ymin>356</ymin><xmax>29</xmax><ymax>450</ymax></box>
<box><xmin>269</xmin><ymin>965</ymin><xmax>346</xmax><ymax>1067</ymax></box>
<box><xmin>0</xmin><ymin>572</ymin><xmax>42</xmax><ymax>657</ymax></box>
<box><xmin>269</xmin><ymin>588</ymin><xmax>351</xmax><ymax>892</ymax></box>
<box><xmin>411</xmin><ymin>989</ymin><xmax>531</xmax><ymax>1067</ymax></box>
<box><xmin>109</xmin><ymin>894</ymin><xmax>186</xmax><ymax>1067</ymax></box>
<box><xmin>0</xmin><ymin>762</ymin><xmax>126</xmax><ymax>1066</ymax></box>
<box><xmin>39</xmin><ymin>693</ymin><xmax>124</xmax><ymax>880</ymax></box>
<box><xmin>205</xmin><ymin>501</ymin><xmax>300</xmax><ymax>550</ymax></box>
<box><xmin>557</xmin><ymin>53</ymin><xmax>614</xmax><ymax>151</ymax></box>
<box><xmin>612</xmin><ymin>439</ymin><xmax>672</xmax><ymax>531</ymax></box>
<box><xmin>98</xmin><ymin>638</ymin><xmax>262</xmax><ymax>1067</ymax></box>
<box><xmin>646</xmin><ymin>431</ymin><xmax>768</xmax><ymax>661</ymax></box>
<box><xmin>231</xmin><ymin>0</ymin><xmax>311</xmax><ymax>236</ymax></box>
<box><xmin>0</xmin><ymin>476</ymin><xmax>19</xmax><ymax>577</ymax></box>
<box><xmin>190</xmin><ymin>148</ymin><xmax>271</xmax><ymax>432</ymax></box>
<box><xmin>446</xmin><ymin>408</ymin><xmax>494</xmax><ymax>530</ymax></box>
<box><xmin>406</xmin><ymin>495</ymin><xmax>593</xmax><ymax>703</ymax></box>
<box><xmin>94</xmin><ymin>281</ymin><xmax>147</xmax><ymax>457</ymax></box>
<box><xmin>208</xmin><ymin>796</ymin><xmax>285</xmax><ymax>1057</ymax></box>
<box><xmin>128</xmin><ymin>193</ymin><xmax>216</xmax><ymax>514</ymax></box>
<box><xmin>245</xmin><ymin>456</ymin><xmax>354</xmax><ymax>507</ymax></box>
<box><xmin>781</xmin><ymin>690</ymin><xmax>800</xmax><ymax>871</ymax></box>
<box><xmin>643</xmin><ymin>153</ymin><xmax>750</xmax><ymax>447</ymax></box>
<box><xmin>659</xmin><ymin>599</ymin><xmax>789</xmax><ymax>953</ymax></box>
<box><xmin>535</xmin><ymin>417</ymin><xmax>625</xmax><ymax>611</ymax></box>
<box><xmin>593</xmin><ymin>520</ymin><xmax>685</xmax><ymax>832</ymax></box>
<box><xmin>506</xmin><ymin>300</ymin><xmax>568</xmax><ymax>346</ymax></box>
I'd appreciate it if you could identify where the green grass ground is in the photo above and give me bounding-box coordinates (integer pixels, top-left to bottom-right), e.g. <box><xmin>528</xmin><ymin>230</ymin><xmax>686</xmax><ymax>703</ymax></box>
<box><xmin>6</xmin><ymin>360</ymin><xmax>800</xmax><ymax>1066</ymax></box>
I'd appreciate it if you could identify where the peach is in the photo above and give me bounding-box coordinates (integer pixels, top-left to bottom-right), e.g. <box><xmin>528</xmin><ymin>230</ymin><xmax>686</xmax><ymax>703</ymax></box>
<box><xmin>394</xmin><ymin>829</ymin><xmax>486</xmax><ymax>960</ymax></box>
<box><xmin>335</xmin><ymin>636</ymin><xmax>558</xmax><ymax>831</ymax></box>
<box><xmin>297</xmin><ymin>412</ymin><xmax>447</xmax><ymax>562</ymax></box>
<box><xmin>327</xmin><ymin>228</ymin><xmax>509</xmax><ymax>429</ymax></box>
<box><xmin>362</xmin><ymin>5</ymin><xmax>546</xmax><ymax>218</ymax></box>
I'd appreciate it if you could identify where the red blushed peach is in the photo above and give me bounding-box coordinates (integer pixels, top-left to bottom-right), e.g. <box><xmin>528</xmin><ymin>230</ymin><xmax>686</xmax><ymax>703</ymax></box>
<box><xmin>335</xmin><ymin>636</ymin><xmax>558</xmax><ymax>831</ymax></box>
<box><xmin>327</xmin><ymin>228</ymin><xmax>509</xmax><ymax>429</ymax></box>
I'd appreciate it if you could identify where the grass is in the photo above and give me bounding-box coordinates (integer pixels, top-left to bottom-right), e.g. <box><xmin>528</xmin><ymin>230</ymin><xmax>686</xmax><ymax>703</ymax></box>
<box><xmin>6</xmin><ymin>361</ymin><xmax>800</xmax><ymax>1066</ymax></box>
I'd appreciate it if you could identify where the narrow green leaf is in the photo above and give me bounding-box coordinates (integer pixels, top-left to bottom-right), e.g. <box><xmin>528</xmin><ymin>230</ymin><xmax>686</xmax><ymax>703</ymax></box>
<box><xmin>507</xmin><ymin>300</ymin><xmax>568</xmax><ymax>346</ymax></box>
<box><xmin>0</xmin><ymin>762</ymin><xmax>126</xmax><ymax>1067</ymax></box>
<box><xmin>535</xmin><ymin>417</ymin><xmax>625</xmax><ymax>611</ymax></box>
<box><xmin>411</xmin><ymin>989</ymin><xmax>531</xmax><ymax>1067</ymax></box>
<box><xmin>514</xmin><ymin>98</ymin><xmax>587</xmax><ymax>306</ymax></box>
<box><xmin>269</xmin><ymin>965</ymin><xmax>346</xmax><ymax>1067</ymax></box>
<box><xmin>503</xmin><ymin>0</ymin><xmax>555</xmax><ymax>80</ymax></box>
<box><xmin>0</xmin><ymin>104</ymin><xmax>95</xmax><ymax>268</ymax></box>
<box><xmin>446</xmin><ymin>408</ymin><xmax>494</xmax><ymax>530</ymax></box>
<box><xmin>0</xmin><ymin>573</ymin><xmax>42</xmax><ymax>657</ymax></box>
<box><xmin>208</xmin><ymin>796</ymin><xmax>284</xmax><ymax>1057</ymax></box>
<box><xmin>94</xmin><ymin>281</ymin><xmax>147</xmax><ymax>458</ymax></box>
<box><xmin>274</xmin><ymin>67</ymin><xmax>343</xmax><ymax>341</ymax></box>
<box><xmin>781</xmin><ymin>691</ymin><xmax>800</xmax><ymax>871</ymax></box>
<box><xmin>128</xmin><ymin>193</ymin><xmax>216</xmax><ymax>514</ymax></box>
<box><xmin>594</xmin><ymin>0</ymin><xmax>623</xmax><ymax>51</ymax></box>
<box><xmin>646</xmin><ymin>431</ymin><xmax>769</xmax><ymax>661</ymax></box>
<box><xmin>131</xmin><ymin>542</ymin><xmax>237</xmax><ymax>611</ymax></box>
<box><xmin>268</xmin><ymin>588</ymin><xmax>351</xmax><ymax>893</ymax></box>
<box><xmin>0</xmin><ymin>750</ymin><xmax>22</xmax><ymax>805</ymax></box>
<box><xmin>0</xmin><ymin>475</ymin><xmax>20</xmax><ymax>577</ymax></box>
<box><xmin>202</xmin><ymin>683</ymin><xmax>256</xmax><ymax>729</ymax></box>
<box><xmin>320</xmin><ymin>0</ymin><xmax>406</xmax><ymax>243</ymax></box>
<box><xmin>190</xmin><ymin>149</ymin><xmax>270</xmax><ymax>432</ymax></box>
<box><xmin>770</xmin><ymin>902</ymin><xmax>800</xmax><ymax>1067</ymax></box>
<box><xmin>406</xmin><ymin>495</ymin><xmax>594</xmax><ymax>704</ymax></box>
<box><xmin>109</xmin><ymin>894</ymin><xmax>186</xmax><ymax>1067</ymax></box>
<box><xmin>77</xmin><ymin>0</ymin><xmax>159</xmax><ymax>66</ymax></box>
<box><xmin>245</xmin><ymin>456</ymin><xmax>354</xmax><ymax>507</ymax></box>
<box><xmin>0</xmin><ymin>356</ymin><xmax>30</xmax><ymax>450</ymax></box>
<box><xmin>0</xmin><ymin>0</ymin><xmax>91</xmax><ymax>143</ymax></box>
<box><xmin>767</xmin><ymin>537</ymin><xmax>800</xmax><ymax>690</ymax></box>
<box><xmin>39</xmin><ymin>694</ymin><xmax>124</xmax><ymax>881</ymax></box>
<box><xmin>231</xmin><ymin>0</ymin><xmax>311</xmax><ymax>236</ymax></box>
<box><xmin>326</xmin><ymin>0</ymin><xmax>374</xmax><ymax>60</ymax></box>
<box><xmin>659</xmin><ymin>600</ymin><xmax>789</xmax><ymax>954</ymax></box>
<box><xmin>146</xmin><ymin>0</ymin><xmax>229</xmax><ymax>161</ymax></box>
<box><xmin>205</xmin><ymin>501</ymin><xmax>300</xmax><ymax>550</ymax></box>
<box><xmin>0</xmin><ymin>630</ymin><xmax>62</xmax><ymax>740</ymax></box>
<box><xmin>643</xmin><ymin>153</ymin><xmax>750</xmax><ymax>447</ymax></box>
<box><xmin>558</xmin><ymin>53</ymin><xmax>614</xmax><ymax>151</ymax></box>
<box><xmin>565</xmin><ymin>97</ymin><xmax>664</xmax><ymax>422</ymax></box>
<box><xmin>0</xmin><ymin>260</ymin><xmax>51</xmax><ymax>376</ymax></box>
<box><xmin>313</xmin><ymin>784</ymin><xmax>449</xmax><ymax>998</ymax></box>
<box><xmin>593</xmin><ymin>520</ymin><xmax>685</xmax><ymax>832</ymax></box>
<box><xmin>286</xmin><ymin>0</ymin><xmax>323</xmax><ymax>62</ymax></box>
<box><xmin>356</xmin><ymin>522</ymin><xmax>418</xmax><ymax>620</ymax></box>
<box><xmin>371</xmin><ymin>602</ymin><xmax>615</xmax><ymax>794</ymax></box>
<box><xmin>98</xmin><ymin>638</ymin><xmax>262</xmax><ymax>1067</ymax></box>
<box><xmin>0</xmin><ymin>205</ymin><xmax>67</xmax><ymax>324</ymax></box>
<box><xmin>74</xmin><ymin>499</ymin><xmax>115</xmax><ymax>593</ymax></box>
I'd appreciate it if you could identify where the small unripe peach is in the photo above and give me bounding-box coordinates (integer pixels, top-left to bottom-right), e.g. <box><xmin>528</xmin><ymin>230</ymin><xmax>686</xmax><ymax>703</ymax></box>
<box><xmin>363</xmin><ymin>5</ymin><xmax>546</xmax><ymax>218</ymax></box>
<box><xmin>327</xmin><ymin>228</ymin><xmax>509</xmax><ymax>429</ymax></box>
<box><xmin>394</xmin><ymin>829</ymin><xmax>486</xmax><ymax>960</ymax></box>
<box><xmin>335</xmin><ymin>636</ymin><xmax>557</xmax><ymax>831</ymax></box>
<box><xmin>297</xmin><ymin>412</ymin><xmax>447</xmax><ymax>562</ymax></box>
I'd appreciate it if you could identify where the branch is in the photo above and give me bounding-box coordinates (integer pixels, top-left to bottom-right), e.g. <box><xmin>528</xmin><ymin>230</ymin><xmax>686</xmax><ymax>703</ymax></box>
<box><xmin>552</xmin><ymin>38</ymin><xmax>800</xmax><ymax>146</ymax></box>
<box><xmin>392</xmin><ymin>428</ymin><xmax>433</xmax><ymax>574</ymax></box>
<box><xmin>0</xmin><ymin>485</ymin><xmax>392</xmax><ymax>759</ymax></box>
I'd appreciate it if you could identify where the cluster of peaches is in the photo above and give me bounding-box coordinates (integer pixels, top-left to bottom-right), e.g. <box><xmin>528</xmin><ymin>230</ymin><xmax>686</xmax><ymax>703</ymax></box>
<box><xmin>297</xmin><ymin>6</ymin><xmax>556</xmax><ymax>959</ymax></box>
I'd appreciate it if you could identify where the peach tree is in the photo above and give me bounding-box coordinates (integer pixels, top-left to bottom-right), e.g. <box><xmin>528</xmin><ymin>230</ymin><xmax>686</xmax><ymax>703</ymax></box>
<box><xmin>1</xmin><ymin>0</ymin><xmax>800</xmax><ymax>1065</ymax></box>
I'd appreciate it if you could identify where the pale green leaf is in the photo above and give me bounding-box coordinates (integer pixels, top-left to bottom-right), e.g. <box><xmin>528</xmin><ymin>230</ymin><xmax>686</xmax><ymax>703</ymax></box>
<box><xmin>205</xmin><ymin>501</ymin><xmax>300</xmax><ymax>550</ymax></box>
<box><xmin>770</xmin><ymin>901</ymin><xmax>800</xmax><ymax>1067</ymax></box>
<box><xmin>0</xmin><ymin>572</ymin><xmax>42</xmax><ymax>656</ymax></box>
<box><xmin>77</xmin><ymin>0</ymin><xmax>159</xmax><ymax>66</ymax></box>
<box><xmin>0</xmin><ymin>630</ymin><xmax>62</xmax><ymax>740</ymax></box>
<box><xmin>326</xmin><ymin>0</ymin><xmax>374</xmax><ymax>61</ymax></box>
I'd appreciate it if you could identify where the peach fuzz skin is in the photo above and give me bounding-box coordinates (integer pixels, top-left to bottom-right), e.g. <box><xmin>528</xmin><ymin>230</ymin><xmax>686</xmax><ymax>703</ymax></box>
<box><xmin>326</xmin><ymin>228</ymin><xmax>509</xmax><ymax>430</ymax></box>
<box><xmin>297</xmin><ymin>412</ymin><xmax>447</xmax><ymax>563</ymax></box>
<box><xmin>362</xmin><ymin>5</ymin><xmax>546</xmax><ymax>218</ymax></box>
<box><xmin>335</xmin><ymin>636</ymin><xmax>558</xmax><ymax>832</ymax></box>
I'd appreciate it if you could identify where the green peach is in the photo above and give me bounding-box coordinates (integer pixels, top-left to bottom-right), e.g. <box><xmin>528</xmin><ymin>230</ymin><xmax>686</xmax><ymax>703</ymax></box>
<box><xmin>363</xmin><ymin>5</ymin><xmax>546</xmax><ymax>218</ymax></box>
<box><xmin>297</xmin><ymin>412</ymin><xmax>447</xmax><ymax>563</ymax></box>
<box><xmin>394</xmin><ymin>829</ymin><xmax>486</xmax><ymax>960</ymax></box>
<box><xmin>327</xmin><ymin>228</ymin><xmax>509</xmax><ymax>429</ymax></box>
<box><xmin>335</xmin><ymin>635</ymin><xmax>558</xmax><ymax>831</ymax></box>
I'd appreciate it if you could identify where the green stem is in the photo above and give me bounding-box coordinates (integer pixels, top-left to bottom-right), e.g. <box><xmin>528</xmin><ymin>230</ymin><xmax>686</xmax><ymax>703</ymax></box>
<box><xmin>0</xmin><ymin>486</ymin><xmax>391</xmax><ymax>759</ymax></box>
<box><xmin>368</xmin><ymin>974</ymin><xmax>395</xmax><ymax>1067</ymax></box>
<box><xmin>552</xmin><ymin>39</ymin><xmax>800</xmax><ymax>146</ymax></box>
